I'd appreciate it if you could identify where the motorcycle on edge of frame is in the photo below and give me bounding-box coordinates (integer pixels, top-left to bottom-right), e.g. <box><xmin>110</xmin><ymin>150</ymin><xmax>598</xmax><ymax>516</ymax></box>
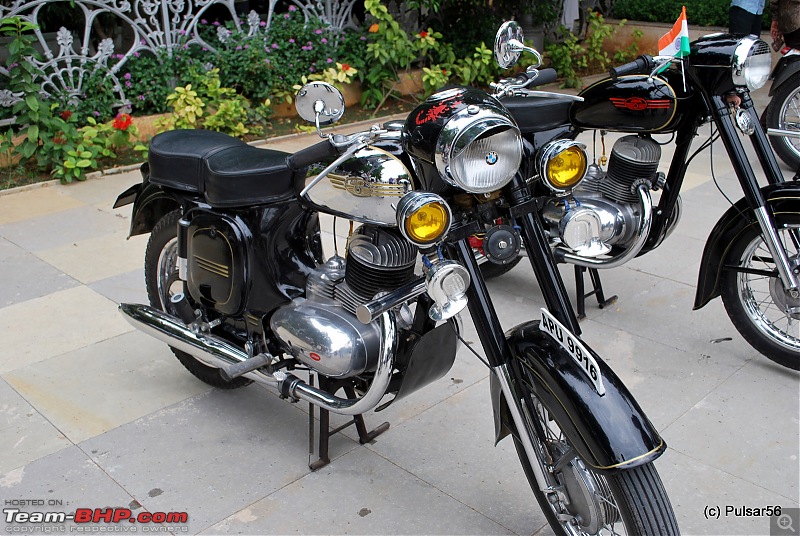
<box><xmin>480</xmin><ymin>21</ymin><xmax>800</xmax><ymax>371</ymax></box>
<box><xmin>112</xmin><ymin>22</ymin><xmax>699</xmax><ymax>536</ymax></box>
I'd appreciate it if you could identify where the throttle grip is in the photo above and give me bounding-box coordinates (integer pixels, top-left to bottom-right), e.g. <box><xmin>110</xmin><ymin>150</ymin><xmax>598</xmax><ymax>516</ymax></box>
<box><xmin>609</xmin><ymin>55</ymin><xmax>656</xmax><ymax>80</ymax></box>
<box><xmin>286</xmin><ymin>139</ymin><xmax>338</xmax><ymax>171</ymax></box>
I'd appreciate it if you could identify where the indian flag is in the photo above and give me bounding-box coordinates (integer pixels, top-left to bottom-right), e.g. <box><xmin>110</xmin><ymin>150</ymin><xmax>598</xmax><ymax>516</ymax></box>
<box><xmin>658</xmin><ymin>6</ymin><xmax>690</xmax><ymax>58</ymax></box>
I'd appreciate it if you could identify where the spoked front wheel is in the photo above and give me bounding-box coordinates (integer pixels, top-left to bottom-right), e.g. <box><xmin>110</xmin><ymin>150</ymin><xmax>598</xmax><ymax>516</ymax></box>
<box><xmin>510</xmin><ymin>366</ymin><xmax>678</xmax><ymax>535</ymax></box>
<box><xmin>720</xmin><ymin>215</ymin><xmax>800</xmax><ymax>370</ymax></box>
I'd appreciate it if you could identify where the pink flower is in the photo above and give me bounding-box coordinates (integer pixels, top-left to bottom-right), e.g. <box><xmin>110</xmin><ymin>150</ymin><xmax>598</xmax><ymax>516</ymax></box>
<box><xmin>288</xmin><ymin>5</ymin><xmax>296</xmax><ymax>11</ymax></box>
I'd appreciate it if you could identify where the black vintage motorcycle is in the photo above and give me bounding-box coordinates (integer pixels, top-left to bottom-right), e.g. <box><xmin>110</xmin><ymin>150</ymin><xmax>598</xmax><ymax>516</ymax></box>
<box><xmin>112</xmin><ymin>25</ymin><xmax>684</xmax><ymax>536</ymax></box>
<box><xmin>481</xmin><ymin>22</ymin><xmax>800</xmax><ymax>371</ymax></box>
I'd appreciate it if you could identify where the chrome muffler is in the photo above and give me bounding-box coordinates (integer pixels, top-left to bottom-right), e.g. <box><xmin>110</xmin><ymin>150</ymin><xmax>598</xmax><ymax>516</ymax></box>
<box><xmin>118</xmin><ymin>303</ymin><xmax>396</xmax><ymax>415</ymax></box>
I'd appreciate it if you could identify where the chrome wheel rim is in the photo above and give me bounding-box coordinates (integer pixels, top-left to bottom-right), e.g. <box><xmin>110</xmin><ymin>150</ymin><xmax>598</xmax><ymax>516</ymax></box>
<box><xmin>778</xmin><ymin>85</ymin><xmax>800</xmax><ymax>160</ymax></box>
<box><xmin>736</xmin><ymin>226</ymin><xmax>800</xmax><ymax>353</ymax></box>
<box><xmin>519</xmin><ymin>394</ymin><xmax>627</xmax><ymax>535</ymax></box>
<box><xmin>156</xmin><ymin>237</ymin><xmax>181</xmax><ymax>312</ymax></box>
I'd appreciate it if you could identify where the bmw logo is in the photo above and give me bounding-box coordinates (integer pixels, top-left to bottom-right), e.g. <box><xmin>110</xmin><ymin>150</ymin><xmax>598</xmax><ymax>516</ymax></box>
<box><xmin>485</xmin><ymin>151</ymin><xmax>498</xmax><ymax>165</ymax></box>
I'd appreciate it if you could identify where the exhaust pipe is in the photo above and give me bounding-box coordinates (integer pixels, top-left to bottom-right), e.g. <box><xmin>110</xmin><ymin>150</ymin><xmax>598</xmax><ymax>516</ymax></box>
<box><xmin>118</xmin><ymin>303</ymin><xmax>396</xmax><ymax>415</ymax></box>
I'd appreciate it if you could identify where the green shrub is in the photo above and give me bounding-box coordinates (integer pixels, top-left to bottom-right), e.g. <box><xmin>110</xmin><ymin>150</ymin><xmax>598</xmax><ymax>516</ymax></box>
<box><xmin>611</xmin><ymin>0</ymin><xmax>771</xmax><ymax>28</ymax></box>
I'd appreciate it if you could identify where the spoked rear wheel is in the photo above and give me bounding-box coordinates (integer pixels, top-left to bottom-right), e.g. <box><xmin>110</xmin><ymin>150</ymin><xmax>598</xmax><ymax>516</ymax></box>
<box><xmin>511</xmin><ymin>366</ymin><xmax>678</xmax><ymax>535</ymax></box>
<box><xmin>145</xmin><ymin>210</ymin><xmax>251</xmax><ymax>388</ymax></box>
<box><xmin>720</xmin><ymin>215</ymin><xmax>800</xmax><ymax>370</ymax></box>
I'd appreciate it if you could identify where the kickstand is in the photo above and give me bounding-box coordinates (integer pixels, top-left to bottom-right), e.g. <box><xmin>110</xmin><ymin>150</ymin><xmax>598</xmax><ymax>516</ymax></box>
<box><xmin>308</xmin><ymin>374</ymin><xmax>390</xmax><ymax>471</ymax></box>
<box><xmin>574</xmin><ymin>265</ymin><xmax>617</xmax><ymax>320</ymax></box>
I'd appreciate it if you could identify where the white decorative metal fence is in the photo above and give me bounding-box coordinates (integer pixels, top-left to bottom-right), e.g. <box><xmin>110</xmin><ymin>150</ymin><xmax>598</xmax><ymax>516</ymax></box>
<box><xmin>0</xmin><ymin>0</ymin><xmax>359</xmax><ymax>114</ymax></box>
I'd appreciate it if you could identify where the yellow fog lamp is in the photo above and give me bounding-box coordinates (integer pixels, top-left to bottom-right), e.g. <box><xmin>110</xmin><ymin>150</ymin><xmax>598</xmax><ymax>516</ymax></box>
<box><xmin>396</xmin><ymin>192</ymin><xmax>452</xmax><ymax>246</ymax></box>
<box><xmin>536</xmin><ymin>140</ymin><xmax>588</xmax><ymax>194</ymax></box>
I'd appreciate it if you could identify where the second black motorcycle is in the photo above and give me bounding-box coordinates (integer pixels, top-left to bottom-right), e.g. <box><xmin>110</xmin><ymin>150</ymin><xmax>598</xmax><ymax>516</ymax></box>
<box><xmin>485</xmin><ymin>22</ymin><xmax>800</xmax><ymax>370</ymax></box>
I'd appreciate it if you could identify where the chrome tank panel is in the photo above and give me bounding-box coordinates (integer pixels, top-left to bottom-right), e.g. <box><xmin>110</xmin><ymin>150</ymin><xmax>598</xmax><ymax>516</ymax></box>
<box><xmin>303</xmin><ymin>147</ymin><xmax>413</xmax><ymax>226</ymax></box>
<box><xmin>270</xmin><ymin>298</ymin><xmax>382</xmax><ymax>378</ymax></box>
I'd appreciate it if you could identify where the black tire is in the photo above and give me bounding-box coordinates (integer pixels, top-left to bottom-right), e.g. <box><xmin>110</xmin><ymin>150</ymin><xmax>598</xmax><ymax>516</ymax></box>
<box><xmin>766</xmin><ymin>72</ymin><xmax>800</xmax><ymax>170</ymax></box>
<box><xmin>719</xmin><ymin>213</ymin><xmax>800</xmax><ymax>370</ymax></box>
<box><xmin>479</xmin><ymin>255</ymin><xmax>522</xmax><ymax>279</ymax></box>
<box><xmin>145</xmin><ymin>210</ymin><xmax>251</xmax><ymax>389</ymax></box>
<box><xmin>511</xmin><ymin>364</ymin><xmax>679</xmax><ymax>535</ymax></box>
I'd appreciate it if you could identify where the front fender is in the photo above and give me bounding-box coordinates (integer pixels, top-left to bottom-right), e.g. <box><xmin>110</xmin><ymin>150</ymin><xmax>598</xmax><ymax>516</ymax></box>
<box><xmin>694</xmin><ymin>183</ymin><xmax>800</xmax><ymax>309</ymax></box>
<box><xmin>491</xmin><ymin>321</ymin><xmax>665</xmax><ymax>473</ymax></box>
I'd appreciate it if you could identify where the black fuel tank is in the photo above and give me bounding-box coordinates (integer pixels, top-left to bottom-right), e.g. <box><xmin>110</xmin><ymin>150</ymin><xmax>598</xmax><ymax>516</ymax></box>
<box><xmin>571</xmin><ymin>75</ymin><xmax>681</xmax><ymax>133</ymax></box>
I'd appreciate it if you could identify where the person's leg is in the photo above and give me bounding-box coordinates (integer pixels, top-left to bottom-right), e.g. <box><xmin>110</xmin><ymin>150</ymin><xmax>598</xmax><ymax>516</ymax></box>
<box><xmin>730</xmin><ymin>5</ymin><xmax>755</xmax><ymax>35</ymax></box>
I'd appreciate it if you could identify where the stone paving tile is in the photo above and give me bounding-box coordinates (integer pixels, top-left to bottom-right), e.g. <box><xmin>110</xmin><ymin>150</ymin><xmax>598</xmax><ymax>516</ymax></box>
<box><xmin>0</xmin><ymin>186</ymin><xmax>85</xmax><ymax>225</ymax></box>
<box><xmin>0</xmin><ymin>236</ymin><xmax>79</xmax><ymax>309</ymax></box>
<box><xmin>659</xmin><ymin>449</ymin><xmax>799</xmax><ymax>535</ymax></box>
<box><xmin>0</xmin><ymin>446</ymin><xmax>140</xmax><ymax>533</ymax></box>
<box><xmin>663</xmin><ymin>356</ymin><xmax>800</xmax><ymax>503</ymax></box>
<box><xmin>205</xmin><ymin>444</ymin><xmax>515</xmax><ymax>536</ymax></box>
<box><xmin>0</xmin><ymin>286</ymin><xmax>133</xmax><ymax>374</ymax></box>
<box><xmin>0</xmin><ymin>205</ymin><xmax>127</xmax><ymax>252</ymax></box>
<box><xmin>0</xmin><ymin>378</ymin><xmax>70</xmax><ymax>475</ymax></box>
<box><xmin>364</xmin><ymin>378</ymin><xmax>550</xmax><ymax>536</ymax></box>
<box><xmin>81</xmin><ymin>386</ymin><xmax>347</xmax><ymax>534</ymax></box>
<box><xmin>34</xmin><ymin>231</ymin><xmax>148</xmax><ymax>284</ymax></box>
<box><xmin>3</xmin><ymin>331</ymin><xmax>211</xmax><ymax>444</ymax></box>
<box><xmin>88</xmin><ymin>269</ymin><xmax>148</xmax><ymax>306</ymax></box>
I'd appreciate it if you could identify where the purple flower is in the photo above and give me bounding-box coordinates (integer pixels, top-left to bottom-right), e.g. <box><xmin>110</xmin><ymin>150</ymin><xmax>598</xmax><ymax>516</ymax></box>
<box><xmin>140</xmin><ymin>39</ymin><xmax>146</xmax><ymax>44</ymax></box>
<box><xmin>326</xmin><ymin>57</ymin><xmax>333</xmax><ymax>63</ymax></box>
<box><xmin>93</xmin><ymin>111</ymin><xmax>100</xmax><ymax>117</ymax></box>
<box><xmin>284</xmin><ymin>13</ymin><xmax>289</xmax><ymax>19</ymax></box>
<box><xmin>138</xmin><ymin>94</ymin><xmax>145</xmax><ymax>101</ymax></box>
<box><xmin>202</xmin><ymin>47</ymin><xmax>208</xmax><ymax>51</ymax></box>
<box><xmin>309</xmin><ymin>66</ymin><xmax>315</xmax><ymax>72</ymax></box>
<box><xmin>360</xmin><ymin>36</ymin><xmax>366</xmax><ymax>41</ymax></box>
<box><xmin>236</xmin><ymin>45</ymin><xmax>242</xmax><ymax>50</ymax></box>
<box><xmin>201</xmin><ymin>18</ymin><xmax>208</xmax><ymax>24</ymax></box>
<box><xmin>260</xmin><ymin>21</ymin><xmax>266</xmax><ymax>27</ymax></box>
<box><xmin>321</xmin><ymin>38</ymin><xmax>327</xmax><ymax>44</ymax></box>
<box><xmin>213</xmin><ymin>21</ymin><xmax>220</xmax><ymax>26</ymax></box>
<box><xmin>271</xmin><ymin>43</ymin><xmax>279</xmax><ymax>49</ymax></box>
<box><xmin>289</xmin><ymin>38</ymin><xmax>295</xmax><ymax>43</ymax></box>
<box><xmin>134</xmin><ymin>51</ymin><xmax>140</xmax><ymax>57</ymax></box>
<box><xmin>124</xmin><ymin>72</ymin><xmax>132</xmax><ymax>80</ymax></box>
<box><xmin>178</xmin><ymin>29</ymin><xmax>186</xmax><ymax>35</ymax></box>
<box><xmin>315</xmin><ymin>29</ymin><xmax>323</xmax><ymax>34</ymax></box>
<box><xmin>288</xmin><ymin>5</ymin><xmax>296</xmax><ymax>11</ymax></box>
<box><xmin>183</xmin><ymin>43</ymin><xmax>189</xmax><ymax>50</ymax></box>
<box><xmin>264</xmin><ymin>58</ymin><xmax>271</xmax><ymax>64</ymax></box>
<box><xmin>125</xmin><ymin>81</ymin><xmax>132</xmax><ymax>88</ymax></box>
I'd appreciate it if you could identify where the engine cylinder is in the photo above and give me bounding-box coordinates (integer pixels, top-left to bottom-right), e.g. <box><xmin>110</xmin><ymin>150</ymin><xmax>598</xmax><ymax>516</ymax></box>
<box><xmin>345</xmin><ymin>226</ymin><xmax>417</xmax><ymax>300</ymax></box>
<box><xmin>602</xmin><ymin>135</ymin><xmax>660</xmax><ymax>204</ymax></box>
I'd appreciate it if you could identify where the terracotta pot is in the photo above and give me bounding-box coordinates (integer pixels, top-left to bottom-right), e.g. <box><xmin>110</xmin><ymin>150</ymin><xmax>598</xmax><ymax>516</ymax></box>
<box><xmin>392</xmin><ymin>69</ymin><xmax>424</xmax><ymax>96</ymax></box>
<box><xmin>132</xmin><ymin>113</ymin><xmax>171</xmax><ymax>141</ymax></box>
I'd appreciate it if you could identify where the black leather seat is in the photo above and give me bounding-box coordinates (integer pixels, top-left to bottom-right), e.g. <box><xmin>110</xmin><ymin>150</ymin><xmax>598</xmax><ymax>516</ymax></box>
<box><xmin>148</xmin><ymin>130</ymin><xmax>296</xmax><ymax>207</ymax></box>
<box><xmin>500</xmin><ymin>96</ymin><xmax>573</xmax><ymax>133</ymax></box>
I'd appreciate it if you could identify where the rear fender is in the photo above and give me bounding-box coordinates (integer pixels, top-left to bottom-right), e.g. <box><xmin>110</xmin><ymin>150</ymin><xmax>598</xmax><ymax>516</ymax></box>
<box><xmin>694</xmin><ymin>183</ymin><xmax>800</xmax><ymax>309</ymax></box>
<box><xmin>114</xmin><ymin>164</ymin><xmax>181</xmax><ymax>237</ymax></box>
<box><xmin>492</xmin><ymin>321</ymin><xmax>666</xmax><ymax>473</ymax></box>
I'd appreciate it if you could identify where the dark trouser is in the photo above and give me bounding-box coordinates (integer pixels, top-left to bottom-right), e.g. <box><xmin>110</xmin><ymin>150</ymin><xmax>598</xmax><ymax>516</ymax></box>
<box><xmin>729</xmin><ymin>5</ymin><xmax>762</xmax><ymax>36</ymax></box>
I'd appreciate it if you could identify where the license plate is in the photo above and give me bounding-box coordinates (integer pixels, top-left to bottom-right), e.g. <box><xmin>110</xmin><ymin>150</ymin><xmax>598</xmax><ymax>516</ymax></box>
<box><xmin>538</xmin><ymin>309</ymin><xmax>605</xmax><ymax>396</ymax></box>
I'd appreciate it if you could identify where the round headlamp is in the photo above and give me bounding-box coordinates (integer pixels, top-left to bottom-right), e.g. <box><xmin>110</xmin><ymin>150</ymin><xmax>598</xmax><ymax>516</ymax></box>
<box><xmin>435</xmin><ymin>106</ymin><xmax>523</xmax><ymax>194</ymax></box>
<box><xmin>733</xmin><ymin>37</ymin><xmax>771</xmax><ymax>90</ymax></box>
<box><xmin>536</xmin><ymin>140</ymin><xmax>588</xmax><ymax>194</ymax></box>
<box><xmin>396</xmin><ymin>192</ymin><xmax>452</xmax><ymax>246</ymax></box>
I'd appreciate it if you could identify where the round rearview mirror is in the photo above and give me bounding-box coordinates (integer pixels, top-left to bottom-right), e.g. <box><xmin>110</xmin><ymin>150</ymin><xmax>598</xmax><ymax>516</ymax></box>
<box><xmin>295</xmin><ymin>82</ymin><xmax>345</xmax><ymax>125</ymax></box>
<box><xmin>494</xmin><ymin>21</ymin><xmax>524</xmax><ymax>69</ymax></box>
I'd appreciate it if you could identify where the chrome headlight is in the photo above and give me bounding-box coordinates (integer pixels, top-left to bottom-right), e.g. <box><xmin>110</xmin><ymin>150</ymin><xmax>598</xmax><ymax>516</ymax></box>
<box><xmin>733</xmin><ymin>37</ymin><xmax>771</xmax><ymax>90</ymax></box>
<box><xmin>536</xmin><ymin>140</ymin><xmax>588</xmax><ymax>194</ymax></box>
<box><xmin>434</xmin><ymin>105</ymin><xmax>523</xmax><ymax>194</ymax></box>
